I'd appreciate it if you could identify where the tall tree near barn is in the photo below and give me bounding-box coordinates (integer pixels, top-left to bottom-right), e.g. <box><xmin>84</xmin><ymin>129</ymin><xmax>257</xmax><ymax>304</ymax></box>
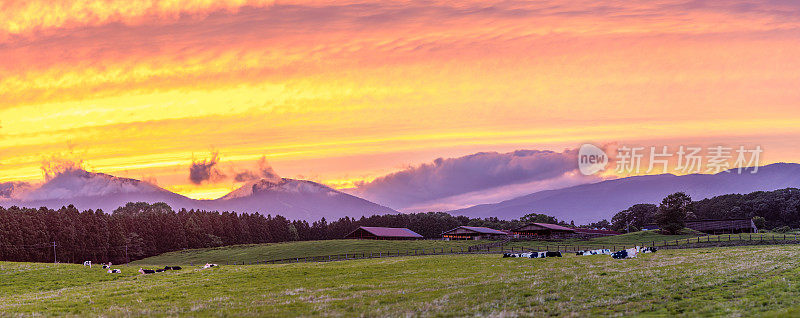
<box><xmin>657</xmin><ymin>192</ymin><xmax>694</xmax><ymax>235</ymax></box>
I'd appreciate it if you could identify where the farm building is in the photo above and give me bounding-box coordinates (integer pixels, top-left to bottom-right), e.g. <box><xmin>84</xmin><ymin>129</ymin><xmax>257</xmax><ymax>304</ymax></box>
<box><xmin>441</xmin><ymin>226</ymin><xmax>508</xmax><ymax>240</ymax></box>
<box><xmin>685</xmin><ymin>218</ymin><xmax>757</xmax><ymax>234</ymax></box>
<box><xmin>344</xmin><ymin>226</ymin><xmax>424</xmax><ymax>240</ymax></box>
<box><xmin>512</xmin><ymin>223</ymin><xmax>576</xmax><ymax>239</ymax></box>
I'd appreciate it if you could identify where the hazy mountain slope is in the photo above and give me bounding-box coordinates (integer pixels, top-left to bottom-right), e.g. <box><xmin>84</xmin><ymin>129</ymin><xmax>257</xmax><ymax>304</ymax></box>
<box><xmin>0</xmin><ymin>171</ymin><xmax>397</xmax><ymax>221</ymax></box>
<box><xmin>211</xmin><ymin>178</ymin><xmax>398</xmax><ymax>220</ymax></box>
<box><xmin>2</xmin><ymin>169</ymin><xmax>200</xmax><ymax>212</ymax></box>
<box><xmin>449</xmin><ymin>163</ymin><xmax>800</xmax><ymax>223</ymax></box>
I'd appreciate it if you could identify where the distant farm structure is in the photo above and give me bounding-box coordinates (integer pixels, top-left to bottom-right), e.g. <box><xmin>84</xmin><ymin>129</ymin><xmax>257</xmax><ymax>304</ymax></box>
<box><xmin>344</xmin><ymin>222</ymin><xmax>623</xmax><ymax>242</ymax></box>
<box><xmin>686</xmin><ymin>218</ymin><xmax>757</xmax><ymax>234</ymax></box>
<box><xmin>344</xmin><ymin>226</ymin><xmax>424</xmax><ymax>240</ymax></box>
<box><xmin>344</xmin><ymin>223</ymin><xmax>621</xmax><ymax>241</ymax></box>
<box><xmin>644</xmin><ymin>218</ymin><xmax>758</xmax><ymax>235</ymax></box>
<box><xmin>441</xmin><ymin>226</ymin><xmax>509</xmax><ymax>240</ymax></box>
<box><xmin>511</xmin><ymin>223</ymin><xmax>577</xmax><ymax>239</ymax></box>
<box><xmin>510</xmin><ymin>223</ymin><xmax>620</xmax><ymax>239</ymax></box>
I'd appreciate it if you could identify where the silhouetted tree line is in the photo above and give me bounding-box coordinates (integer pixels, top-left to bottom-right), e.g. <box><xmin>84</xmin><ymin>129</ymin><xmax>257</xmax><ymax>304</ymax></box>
<box><xmin>0</xmin><ymin>202</ymin><xmax>540</xmax><ymax>264</ymax></box>
<box><xmin>610</xmin><ymin>188</ymin><xmax>800</xmax><ymax>233</ymax></box>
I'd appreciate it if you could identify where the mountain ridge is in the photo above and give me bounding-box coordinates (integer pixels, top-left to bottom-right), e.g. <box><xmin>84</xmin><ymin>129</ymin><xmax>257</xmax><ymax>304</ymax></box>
<box><xmin>1</xmin><ymin>170</ymin><xmax>397</xmax><ymax>220</ymax></box>
<box><xmin>448</xmin><ymin>163</ymin><xmax>800</xmax><ymax>223</ymax></box>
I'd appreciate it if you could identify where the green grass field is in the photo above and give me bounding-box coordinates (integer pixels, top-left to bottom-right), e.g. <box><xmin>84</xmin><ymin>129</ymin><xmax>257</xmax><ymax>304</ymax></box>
<box><xmin>4</xmin><ymin>245</ymin><xmax>800</xmax><ymax>316</ymax></box>
<box><xmin>133</xmin><ymin>239</ymin><xmax>489</xmax><ymax>265</ymax></box>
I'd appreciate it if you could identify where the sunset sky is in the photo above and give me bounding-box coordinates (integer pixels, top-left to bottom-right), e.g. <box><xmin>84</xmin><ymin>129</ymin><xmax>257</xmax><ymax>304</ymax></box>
<box><xmin>2</xmin><ymin>0</ymin><xmax>800</xmax><ymax>209</ymax></box>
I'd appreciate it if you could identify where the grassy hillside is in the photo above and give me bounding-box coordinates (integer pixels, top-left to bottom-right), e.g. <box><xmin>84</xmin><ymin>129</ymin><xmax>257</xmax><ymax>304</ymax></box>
<box><xmin>132</xmin><ymin>239</ymin><xmax>488</xmax><ymax>265</ymax></box>
<box><xmin>4</xmin><ymin>246</ymin><xmax>800</xmax><ymax>316</ymax></box>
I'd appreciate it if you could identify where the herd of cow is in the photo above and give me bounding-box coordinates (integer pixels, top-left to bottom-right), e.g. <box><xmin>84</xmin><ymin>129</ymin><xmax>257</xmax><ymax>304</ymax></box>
<box><xmin>138</xmin><ymin>266</ymin><xmax>183</xmax><ymax>274</ymax></box>
<box><xmin>82</xmin><ymin>261</ymin><xmax>123</xmax><ymax>273</ymax></box>
<box><xmin>503</xmin><ymin>246</ymin><xmax>658</xmax><ymax>260</ymax></box>
<box><xmin>82</xmin><ymin>261</ymin><xmax>218</xmax><ymax>274</ymax></box>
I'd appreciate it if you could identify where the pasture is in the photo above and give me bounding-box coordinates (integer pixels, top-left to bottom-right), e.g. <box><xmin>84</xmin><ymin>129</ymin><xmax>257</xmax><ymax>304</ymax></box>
<box><xmin>132</xmin><ymin>239</ymin><xmax>488</xmax><ymax>265</ymax></box>
<box><xmin>4</xmin><ymin>245</ymin><xmax>800</xmax><ymax>316</ymax></box>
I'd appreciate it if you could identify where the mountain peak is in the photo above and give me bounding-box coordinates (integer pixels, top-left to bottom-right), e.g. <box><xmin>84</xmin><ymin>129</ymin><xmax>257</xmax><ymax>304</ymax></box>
<box><xmin>20</xmin><ymin>169</ymin><xmax>165</xmax><ymax>201</ymax></box>
<box><xmin>220</xmin><ymin>178</ymin><xmax>337</xmax><ymax>200</ymax></box>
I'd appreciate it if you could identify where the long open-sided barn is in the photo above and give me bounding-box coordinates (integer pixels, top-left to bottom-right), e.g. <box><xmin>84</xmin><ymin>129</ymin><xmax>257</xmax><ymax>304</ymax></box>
<box><xmin>512</xmin><ymin>223</ymin><xmax>576</xmax><ymax>239</ymax></box>
<box><xmin>643</xmin><ymin>218</ymin><xmax>758</xmax><ymax>234</ymax></box>
<box><xmin>685</xmin><ymin>218</ymin><xmax>757</xmax><ymax>234</ymax></box>
<box><xmin>344</xmin><ymin>226</ymin><xmax>424</xmax><ymax>240</ymax></box>
<box><xmin>441</xmin><ymin>226</ymin><xmax>508</xmax><ymax>240</ymax></box>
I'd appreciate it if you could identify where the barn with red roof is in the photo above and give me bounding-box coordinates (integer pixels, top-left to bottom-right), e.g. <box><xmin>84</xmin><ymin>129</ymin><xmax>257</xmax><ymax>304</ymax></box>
<box><xmin>441</xmin><ymin>226</ymin><xmax>509</xmax><ymax>240</ymax></box>
<box><xmin>344</xmin><ymin>226</ymin><xmax>424</xmax><ymax>240</ymax></box>
<box><xmin>512</xmin><ymin>223</ymin><xmax>576</xmax><ymax>239</ymax></box>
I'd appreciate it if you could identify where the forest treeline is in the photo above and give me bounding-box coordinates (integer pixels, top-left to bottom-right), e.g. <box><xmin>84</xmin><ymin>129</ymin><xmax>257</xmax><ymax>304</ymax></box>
<box><xmin>610</xmin><ymin>188</ymin><xmax>800</xmax><ymax>232</ymax></box>
<box><xmin>0</xmin><ymin>202</ymin><xmax>537</xmax><ymax>264</ymax></box>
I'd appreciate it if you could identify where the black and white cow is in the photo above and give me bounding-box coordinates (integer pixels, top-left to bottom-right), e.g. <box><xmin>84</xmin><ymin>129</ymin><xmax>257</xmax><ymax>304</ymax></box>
<box><xmin>577</xmin><ymin>249</ymin><xmax>612</xmax><ymax>256</ymax></box>
<box><xmin>139</xmin><ymin>268</ymin><xmax>155</xmax><ymax>274</ymax></box>
<box><xmin>641</xmin><ymin>247</ymin><xmax>658</xmax><ymax>253</ymax></box>
<box><xmin>611</xmin><ymin>246</ymin><xmax>643</xmax><ymax>259</ymax></box>
<box><xmin>107</xmin><ymin>269</ymin><xmax>121</xmax><ymax>274</ymax></box>
<box><xmin>502</xmin><ymin>252</ymin><xmax>549</xmax><ymax>258</ymax></box>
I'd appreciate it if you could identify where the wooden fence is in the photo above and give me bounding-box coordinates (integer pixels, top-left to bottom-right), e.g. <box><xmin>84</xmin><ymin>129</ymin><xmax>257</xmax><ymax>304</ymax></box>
<box><xmin>213</xmin><ymin>233</ymin><xmax>800</xmax><ymax>265</ymax></box>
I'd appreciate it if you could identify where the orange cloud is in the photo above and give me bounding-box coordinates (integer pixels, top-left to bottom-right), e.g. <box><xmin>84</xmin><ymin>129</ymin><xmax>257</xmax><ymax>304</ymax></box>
<box><xmin>2</xmin><ymin>0</ymin><xmax>800</xmax><ymax>199</ymax></box>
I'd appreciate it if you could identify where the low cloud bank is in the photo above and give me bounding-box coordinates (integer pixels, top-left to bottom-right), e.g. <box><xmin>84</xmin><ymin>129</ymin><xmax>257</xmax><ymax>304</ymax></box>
<box><xmin>349</xmin><ymin>149</ymin><xmax>596</xmax><ymax>210</ymax></box>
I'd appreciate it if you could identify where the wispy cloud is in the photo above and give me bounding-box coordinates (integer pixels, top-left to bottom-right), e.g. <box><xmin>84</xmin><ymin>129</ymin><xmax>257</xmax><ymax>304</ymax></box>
<box><xmin>234</xmin><ymin>155</ymin><xmax>281</xmax><ymax>183</ymax></box>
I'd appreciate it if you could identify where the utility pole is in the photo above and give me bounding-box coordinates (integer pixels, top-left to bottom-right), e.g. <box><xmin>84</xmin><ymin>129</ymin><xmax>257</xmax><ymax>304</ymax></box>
<box><xmin>125</xmin><ymin>245</ymin><xmax>129</xmax><ymax>264</ymax></box>
<box><xmin>52</xmin><ymin>241</ymin><xmax>57</xmax><ymax>264</ymax></box>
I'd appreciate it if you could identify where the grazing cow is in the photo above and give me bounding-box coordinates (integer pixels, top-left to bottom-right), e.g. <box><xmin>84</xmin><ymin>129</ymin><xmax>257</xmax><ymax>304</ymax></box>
<box><xmin>107</xmin><ymin>269</ymin><xmax>121</xmax><ymax>274</ymax></box>
<box><xmin>83</xmin><ymin>261</ymin><xmax>92</xmax><ymax>267</ymax></box>
<box><xmin>164</xmin><ymin>266</ymin><xmax>173</xmax><ymax>270</ymax></box>
<box><xmin>139</xmin><ymin>268</ymin><xmax>156</xmax><ymax>274</ymax></box>
<box><xmin>502</xmin><ymin>252</ymin><xmax>539</xmax><ymax>258</ymax></box>
<box><xmin>203</xmin><ymin>263</ymin><xmax>218</xmax><ymax>269</ymax></box>
<box><xmin>171</xmin><ymin>266</ymin><xmax>182</xmax><ymax>270</ymax></box>
<box><xmin>529</xmin><ymin>252</ymin><xmax>547</xmax><ymax>258</ymax></box>
<box><xmin>578</xmin><ymin>249</ymin><xmax>612</xmax><ymax>256</ymax></box>
<box><xmin>502</xmin><ymin>252</ymin><xmax>557</xmax><ymax>258</ymax></box>
<box><xmin>642</xmin><ymin>247</ymin><xmax>658</xmax><ymax>253</ymax></box>
<box><xmin>612</xmin><ymin>246</ymin><xmax>641</xmax><ymax>259</ymax></box>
